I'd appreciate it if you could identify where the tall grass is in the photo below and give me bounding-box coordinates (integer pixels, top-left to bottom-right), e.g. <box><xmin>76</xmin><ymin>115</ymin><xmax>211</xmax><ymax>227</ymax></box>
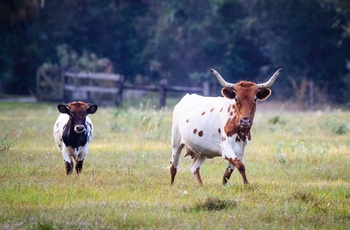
<box><xmin>0</xmin><ymin>101</ymin><xmax>349</xmax><ymax>229</ymax></box>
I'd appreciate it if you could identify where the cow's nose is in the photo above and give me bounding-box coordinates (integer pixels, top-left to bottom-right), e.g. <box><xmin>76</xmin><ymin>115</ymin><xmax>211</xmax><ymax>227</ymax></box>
<box><xmin>240</xmin><ymin>117</ymin><xmax>252</xmax><ymax>128</ymax></box>
<box><xmin>74</xmin><ymin>125</ymin><xmax>85</xmax><ymax>133</ymax></box>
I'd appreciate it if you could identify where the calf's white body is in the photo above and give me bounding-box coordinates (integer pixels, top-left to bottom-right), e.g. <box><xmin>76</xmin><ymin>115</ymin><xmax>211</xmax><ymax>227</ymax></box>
<box><xmin>54</xmin><ymin>113</ymin><xmax>93</xmax><ymax>164</ymax></box>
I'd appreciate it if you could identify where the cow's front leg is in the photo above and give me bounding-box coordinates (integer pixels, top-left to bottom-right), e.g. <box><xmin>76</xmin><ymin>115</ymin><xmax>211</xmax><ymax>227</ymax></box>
<box><xmin>76</xmin><ymin>160</ymin><xmax>84</xmax><ymax>173</ymax></box>
<box><xmin>223</xmin><ymin>163</ymin><xmax>235</xmax><ymax>185</ymax></box>
<box><xmin>190</xmin><ymin>155</ymin><xmax>206</xmax><ymax>185</ymax></box>
<box><xmin>225</xmin><ymin>157</ymin><xmax>248</xmax><ymax>184</ymax></box>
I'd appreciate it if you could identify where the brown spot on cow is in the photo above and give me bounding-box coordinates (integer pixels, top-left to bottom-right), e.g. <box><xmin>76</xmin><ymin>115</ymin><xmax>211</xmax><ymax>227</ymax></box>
<box><xmin>198</xmin><ymin>130</ymin><xmax>203</xmax><ymax>137</ymax></box>
<box><xmin>222</xmin><ymin>137</ymin><xmax>226</xmax><ymax>141</ymax></box>
<box><xmin>227</xmin><ymin>105</ymin><xmax>231</xmax><ymax>113</ymax></box>
<box><xmin>201</xmin><ymin>111</ymin><xmax>206</xmax><ymax>116</ymax></box>
<box><xmin>220</xmin><ymin>107</ymin><xmax>223</xmax><ymax>112</ymax></box>
<box><xmin>218</xmin><ymin>128</ymin><xmax>221</xmax><ymax>134</ymax></box>
<box><xmin>210</xmin><ymin>108</ymin><xmax>215</xmax><ymax>112</ymax></box>
<box><xmin>193</xmin><ymin>129</ymin><xmax>197</xmax><ymax>134</ymax></box>
<box><xmin>230</xmin><ymin>111</ymin><xmax>233</xmax><ymax>116</ymax></box>
<box><xmin>186</xmin><ymin>119</ymin><xmax>189</xmax><ymax>123</ymax></box>
<box><xmin>224</xmin><ymin>116</ymin><xmax>239</xmax><ymax>137</ymax></box>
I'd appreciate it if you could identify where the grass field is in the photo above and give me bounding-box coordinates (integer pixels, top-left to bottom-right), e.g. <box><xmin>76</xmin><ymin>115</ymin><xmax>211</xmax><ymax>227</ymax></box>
<box><xmin>0</xmin><ymin>100</ymin><xmax>349</xmax><ymax>229</ymax></box>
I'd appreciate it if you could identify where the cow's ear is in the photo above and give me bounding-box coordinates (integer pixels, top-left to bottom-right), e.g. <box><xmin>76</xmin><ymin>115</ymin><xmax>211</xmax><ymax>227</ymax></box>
<box><xmin>257</xmin><ymin>88</ymin><xmax>271</xmax><ymax>101</ymax></box>
<box><xmin>57</xmin><ymin>104</ymin><xmax>70</xmax><ymax>114</ymax></box>
<box><xmin>221</xmin><ymin>88</ymin><xmax>236</xmax><ymax>99</ymax></box>
<box><xmin>87</xmin><ymin>104</ymin><xmax>98</xmax><ymax>114</ymax></box>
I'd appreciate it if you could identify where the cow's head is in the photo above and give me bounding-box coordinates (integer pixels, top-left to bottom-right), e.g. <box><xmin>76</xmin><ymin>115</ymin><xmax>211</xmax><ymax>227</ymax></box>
<box><xmin>57</xmin><ymin>101</ymin><xmax>98</xmax><ymax>133</ymax></box>
<box><xmin>211</xmin><ymin>68</ymin><xmax>281</xmax><ymax>130</ymax></box>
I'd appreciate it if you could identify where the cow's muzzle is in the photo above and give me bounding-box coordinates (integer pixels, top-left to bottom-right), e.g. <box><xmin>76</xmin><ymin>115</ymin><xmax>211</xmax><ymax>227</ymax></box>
<box><xmin>74</xmin><ymin>125</ymin><xmax>86</xmax><ymax>133</ymax></box>
<box><xmin>239</xmin><ymin>117</ymin><xmax>253</xmax><ymax>129</ymax></box>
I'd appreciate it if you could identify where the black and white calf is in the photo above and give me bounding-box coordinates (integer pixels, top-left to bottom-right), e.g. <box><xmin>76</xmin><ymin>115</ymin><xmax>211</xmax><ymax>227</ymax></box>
<box><xmin>53</xmin><ymin>101</ymin><xmax>98</xmax><ymax>174</ymax></box>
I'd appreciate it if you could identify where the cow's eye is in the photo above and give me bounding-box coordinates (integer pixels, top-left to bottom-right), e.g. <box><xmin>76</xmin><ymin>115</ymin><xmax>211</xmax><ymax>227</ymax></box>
<box><xmin>235</xmin><ymin>98</ymin><xmax>240</xmax><ymax>104</ymax></box>
<box><xmin>253</xmin><ymin>98</ymin><xmax>257</xmax><ymax>103</ymax></box>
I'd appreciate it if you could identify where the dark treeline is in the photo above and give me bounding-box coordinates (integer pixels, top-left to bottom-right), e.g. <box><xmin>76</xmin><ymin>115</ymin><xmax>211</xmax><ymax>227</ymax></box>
<box><xmin>1</xmin><ymin>0</ymin><xmax>350</xmax><ymax>104</ymax></box>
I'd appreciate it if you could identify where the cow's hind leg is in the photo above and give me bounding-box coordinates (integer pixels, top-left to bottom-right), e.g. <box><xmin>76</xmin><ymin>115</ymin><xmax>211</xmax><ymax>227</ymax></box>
<box><xmin>76</xmin><ymin>160</ymin><xmax>84</xmax><ymax>173</ymax></box>
<box><xmin>170</xmin><ymin>143</ymin><xmax>184</xmax><ymax>185</ymax></box>
<box><xmin>65</xmin><ymin>161</ymin><xmax>74</xmax><ymax>175</ymax></box>
<box><xmin>223</xmin><ymin>163</ymin><xmax>235</xmax><ymax>185</ymax></box>
<box><xmin>190</xmin><ymin>155</ymin><xmax>206</xmax><ymax>185</ymax></box>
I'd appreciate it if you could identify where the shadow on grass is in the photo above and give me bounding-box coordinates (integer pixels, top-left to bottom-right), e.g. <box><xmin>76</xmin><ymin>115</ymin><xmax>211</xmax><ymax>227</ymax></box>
<box><xmin>189</xmin><ymin>197</ymin><xmax>237</xmax><ymax>212</ymax></box>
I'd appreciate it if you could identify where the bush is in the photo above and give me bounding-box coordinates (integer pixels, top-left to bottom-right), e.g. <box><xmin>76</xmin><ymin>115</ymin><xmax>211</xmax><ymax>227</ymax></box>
<box><xmin>0</xmin><ymin>135</ymin><xmax>12</xmax><ymax>152</ymax></box>
<box><xmin>327</xmin><ymin>118</ymin><xmax>349</xmax><ymax>135</ymax></box>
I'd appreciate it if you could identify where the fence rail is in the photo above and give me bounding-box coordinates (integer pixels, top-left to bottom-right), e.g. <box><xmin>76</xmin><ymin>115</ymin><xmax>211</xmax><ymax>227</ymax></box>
<box><xmin>36</xmin><ymin>67</ymin><xmax>208</xmax><ymax>107</ymax></box>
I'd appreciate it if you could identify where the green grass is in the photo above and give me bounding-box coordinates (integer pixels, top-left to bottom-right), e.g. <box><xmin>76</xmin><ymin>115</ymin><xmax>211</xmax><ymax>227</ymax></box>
<box><xmin>0</xmin><ymin>101</ymin><xmax>349</xmax><ymax>229</ymax></box>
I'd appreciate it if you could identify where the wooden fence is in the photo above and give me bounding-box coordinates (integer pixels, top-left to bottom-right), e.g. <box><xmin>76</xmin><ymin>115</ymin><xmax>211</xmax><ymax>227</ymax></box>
<box><xmin>36</xmin><ymin>67</ymin><xmax>209</xmax><ymax>107</ymax></box>
<box><xmin>36</xmin><ymin>66</ymin><xmax>63</xmax><ymax>102</ymax></box>
<box><xmin>63</xmin><ymin>71</ymin><xmax>124</xmax><ymax>106</ymax></box>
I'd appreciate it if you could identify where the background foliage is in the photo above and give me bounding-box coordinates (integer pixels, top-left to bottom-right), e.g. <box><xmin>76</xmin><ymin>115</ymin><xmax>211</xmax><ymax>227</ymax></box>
<box><xmin>1</xmin><ymin>0</ymin><xmax>350</xmax><ymax>104</ymax></box>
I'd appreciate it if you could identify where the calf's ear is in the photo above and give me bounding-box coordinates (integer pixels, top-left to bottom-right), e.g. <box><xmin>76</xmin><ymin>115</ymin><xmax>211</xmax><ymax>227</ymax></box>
<box><xmin>257</xmin><ymin>88</ymin><xmax>271</xmax><ymax>101</ymax></box>
<box><xmin>57</xmin><ymin>104</ymin><xmax>70</xmax><ymax>114</ymax></box>
<box><xmin>87</xmin><ymin>104</ymin><xmax>98</xmax><ymax>114</ymax></box>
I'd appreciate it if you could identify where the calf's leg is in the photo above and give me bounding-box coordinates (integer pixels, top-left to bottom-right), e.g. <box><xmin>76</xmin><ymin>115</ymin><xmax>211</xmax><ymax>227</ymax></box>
<box><xmin>76</xmin><ymin>160</ymin><xmax>84</xmax><ymax>173</ymax></box>
<box><xmin>65</xmin><ymin>161</ymin><xmax>74</xmax><ymax>175</ymax></box>
<box><xmin>62</xmin><ymin>148</ymin><xmax>74</xmax><ymax>175</ymax></box>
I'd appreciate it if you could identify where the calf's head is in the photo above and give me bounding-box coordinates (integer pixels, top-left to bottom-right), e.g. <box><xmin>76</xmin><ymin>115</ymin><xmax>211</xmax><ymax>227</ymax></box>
<box><xmin>57</xmin><ymin>101</ymin><xmax>98</xmax><ymax>133</ymax></box>
<box><xmin>211</xmin><ymin>68</ymin><xmax>281</xmax><ymax>129</ymax></box>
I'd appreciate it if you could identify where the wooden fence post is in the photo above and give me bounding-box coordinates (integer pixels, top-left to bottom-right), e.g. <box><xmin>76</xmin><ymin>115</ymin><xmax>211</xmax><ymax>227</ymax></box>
<box><xmin>115</xmin><ymin>75</ymin><xmax>124</xmax><ymax>106</ymax></box>
<box><xmin>308</xmin><ymin>81</ymin><xmax>314</xmax><ymax>111</ymax></box>
<box><xmin>202</xmin><ymin>80</ymin><xmax>209</xmax><ymax>96</ymax></box>
<box><xmin>87</xmin><ymin>73</ymin><xmax>92</xmax><ymax>103</ymax></box>
<box><xmin>63</xmin><ymin>72</ymin><xmax>71</xmax><ymax>102</ymax></box>
<box><xmin>159</xmin><ymin>79</ymin><xmax>167</xmax><ymax>108</ymax></box>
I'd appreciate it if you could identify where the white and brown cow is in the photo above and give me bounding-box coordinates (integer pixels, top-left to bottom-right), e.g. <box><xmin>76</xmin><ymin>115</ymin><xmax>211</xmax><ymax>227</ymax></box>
<box><xmin>53</xmin><ymin>101</ymin><xmax>98</xmax><ymax>174</ymax></box>
<box><xmin>170</xmin><ymin>68</ymin><xmax>281</xmax><ymax>185</ymax></box>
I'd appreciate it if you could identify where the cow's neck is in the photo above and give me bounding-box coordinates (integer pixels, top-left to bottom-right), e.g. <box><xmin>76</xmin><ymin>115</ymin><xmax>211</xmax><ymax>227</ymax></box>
<box><xmin>238</xmin><ymin>126</ymin><xmax>251</xmax><ymax>142</ymax></box>
<box><xmin>225</xmin><ymin>115</ymin><xmax>251</xmax><ymax>142</ymax></box>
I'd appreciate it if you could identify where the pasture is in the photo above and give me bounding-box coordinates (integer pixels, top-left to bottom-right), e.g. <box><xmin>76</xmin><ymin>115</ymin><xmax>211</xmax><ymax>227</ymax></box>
<box><xmin>0</xmin><ymin>101</ymin><xmax>349</xmax><ymax>229</ymax></box>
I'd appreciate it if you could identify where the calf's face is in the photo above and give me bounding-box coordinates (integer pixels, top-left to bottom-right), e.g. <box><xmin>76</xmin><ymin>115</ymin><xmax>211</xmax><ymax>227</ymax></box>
<box><xmin>57</xmin><ymin>102</ymin><xmax>98</xmax><ymax>134</ymax></box>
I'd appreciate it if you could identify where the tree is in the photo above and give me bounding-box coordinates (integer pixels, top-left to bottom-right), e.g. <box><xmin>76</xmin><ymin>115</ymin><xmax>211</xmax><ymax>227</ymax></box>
<box><xmin>251</xmin><ymin>0</ymin><xmax>350</xmax><ymax>104</ymax></box>
<box><xmin>0</xmin><ymin>0</ymin><xmax>41</xmax><ymax>94</ymax></box>
<box><xmin>1</xmin><ymin>0</ymin><xmax>350</xmax><ymax>106</ymax></box>
<box><xmin>142</xmin><ymin>0</ymin><xmax>267</xmax><ymax>86</ymax></box>
<box><xmin>36</xmin><ymin>0</ymin><xmax>154</xmax><ymax>81</ymax></box>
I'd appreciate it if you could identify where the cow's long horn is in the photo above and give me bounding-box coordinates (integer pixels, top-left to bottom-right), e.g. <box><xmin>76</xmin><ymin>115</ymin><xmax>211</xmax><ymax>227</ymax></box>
<box><xmin>211</xmin><ymin>69</ymin><xmax>235</xmax><ymax>88</ymax></box>
<box><xmin>257</xmin><ymin>68</ymin><xmax>282</xmax><ymax>89</ymax></box>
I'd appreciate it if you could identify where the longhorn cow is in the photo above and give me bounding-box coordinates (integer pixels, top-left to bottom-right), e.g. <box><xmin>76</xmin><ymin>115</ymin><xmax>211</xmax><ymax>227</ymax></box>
<box><xmin>53</xmin><ymin>101</ymin><xmax>98</xmax><ymax>174</ymax></box>
<box><xmin>170</xmin><ymin>68</ymin><xmax>282</xmax><ymax>185</ymax></box>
